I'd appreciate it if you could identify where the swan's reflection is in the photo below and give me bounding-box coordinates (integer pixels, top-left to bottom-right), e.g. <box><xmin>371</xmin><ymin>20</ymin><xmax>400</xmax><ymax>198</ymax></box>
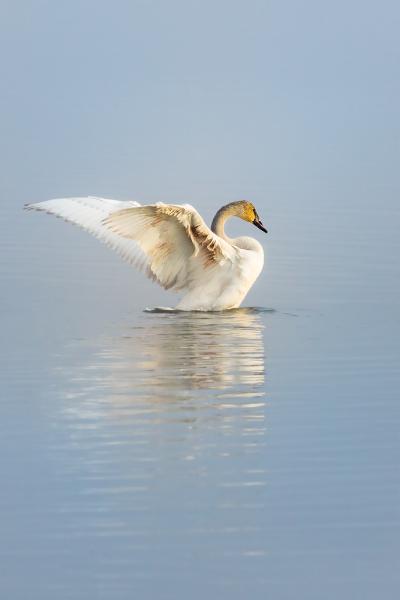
<box><xmin>58</xmin><ymin>310</ymin><xmax>269</xmax><ymax>552</ymax></box>
<box><xmin>64</xmin><ymin>308</ymin><xmax>266</xmax><ymax>426</ymax></box>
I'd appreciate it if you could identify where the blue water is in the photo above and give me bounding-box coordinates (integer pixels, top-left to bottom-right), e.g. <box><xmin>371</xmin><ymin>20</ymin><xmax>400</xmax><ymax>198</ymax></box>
<box><xmin>1</xmin><ymin>196</ymin><xmax>399</xmax><ymax>599</ymax></box>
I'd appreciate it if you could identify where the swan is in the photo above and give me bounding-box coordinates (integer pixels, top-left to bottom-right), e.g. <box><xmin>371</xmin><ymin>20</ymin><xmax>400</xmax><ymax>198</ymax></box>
<box><xmin>25</xmin><ymin>197</ymin><xmax>267</xmax><ymax>311</ymax></box>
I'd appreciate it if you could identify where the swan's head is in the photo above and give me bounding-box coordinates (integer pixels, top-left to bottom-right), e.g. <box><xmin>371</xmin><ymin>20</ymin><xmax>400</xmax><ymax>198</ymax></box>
<box><xmin>234</xmin><ymin>201</ymin><xmax>268</xmax><ymax>233</ymax></box>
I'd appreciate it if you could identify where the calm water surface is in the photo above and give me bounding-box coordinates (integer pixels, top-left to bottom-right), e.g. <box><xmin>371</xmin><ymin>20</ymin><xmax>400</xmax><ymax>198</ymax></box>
<box><xmin>1</xmin><ymin>200</ymin><xmax>399</xmax><ymax>599</ymax></box>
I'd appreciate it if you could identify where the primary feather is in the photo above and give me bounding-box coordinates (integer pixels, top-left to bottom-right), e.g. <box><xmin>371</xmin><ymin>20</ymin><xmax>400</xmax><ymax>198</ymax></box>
<box><xmin>25</xmin><ymin>196</ymin><xmax>149</xmax><ymax>271</ymax></box>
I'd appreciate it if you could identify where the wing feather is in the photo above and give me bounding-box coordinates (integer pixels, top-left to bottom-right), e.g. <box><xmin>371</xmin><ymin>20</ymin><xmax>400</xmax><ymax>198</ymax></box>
<box><xmin>25</xmin><ymin>197</ymin><xmax>149</xmax><ymax>270</ymax></box>
<box><xmin>26</xmin><ymin>198</ymin><xmax>236</xmax><ymax>292</ymax></box>
<box><xmin>103</xmin><ymin>203</ymin><xmax>235</xmax><ymax>291</ymax></box>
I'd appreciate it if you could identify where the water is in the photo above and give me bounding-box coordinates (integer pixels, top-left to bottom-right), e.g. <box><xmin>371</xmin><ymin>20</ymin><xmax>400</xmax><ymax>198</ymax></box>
<box><xmin>1</xmin><ymin>195</ymin><xmax>399</xmax><ymax>599</ymax></box>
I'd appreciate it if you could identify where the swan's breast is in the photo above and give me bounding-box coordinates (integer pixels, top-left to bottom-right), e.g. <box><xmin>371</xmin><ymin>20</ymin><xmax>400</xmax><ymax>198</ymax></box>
<box><xmin>233</xmin><ymin>236</ymin><xmax>264</xmax><ymax>254</ymax></box>
<box><xmin>234</xmin><ymin>238</ymin><xmax>264</xmax><ymax>286</ymax></box>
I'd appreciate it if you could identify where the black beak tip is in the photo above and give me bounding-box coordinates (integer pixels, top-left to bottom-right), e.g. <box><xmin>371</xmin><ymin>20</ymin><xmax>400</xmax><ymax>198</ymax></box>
<box><xmin>253</xmin><ymin>219</ymin><xmax>268</xmax><ymax>233</ymax></box>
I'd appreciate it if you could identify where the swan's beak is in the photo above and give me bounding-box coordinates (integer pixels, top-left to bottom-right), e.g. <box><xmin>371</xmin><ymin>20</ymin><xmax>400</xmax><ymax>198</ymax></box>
<box><xmin>253</xmin><ymin>218</ymin><xmax>268</xmax><ymax>233</ymax></box>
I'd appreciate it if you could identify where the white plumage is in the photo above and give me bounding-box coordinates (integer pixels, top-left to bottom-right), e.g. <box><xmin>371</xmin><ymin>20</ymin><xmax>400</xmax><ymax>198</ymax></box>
<box><xmin>26</xmin><ymin>196</ymin><xmax>267</xmax><ymax>311</ymax></box>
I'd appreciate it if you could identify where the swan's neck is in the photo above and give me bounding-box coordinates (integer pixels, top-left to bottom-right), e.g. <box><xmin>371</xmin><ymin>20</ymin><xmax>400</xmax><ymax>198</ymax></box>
<box><xmin>211</xmin><ymin>205</ymin><xmax>233</xmax><ymax>240</ymax></box>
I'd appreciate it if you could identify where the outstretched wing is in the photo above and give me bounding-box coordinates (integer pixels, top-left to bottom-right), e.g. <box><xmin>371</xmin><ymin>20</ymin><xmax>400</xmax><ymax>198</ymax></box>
<box><xmin>25</xmin><ymin>196</ymin><xmax>149</xmax><ymax>271</ymax></box>
<box><xmin>26</xmin><ymin>198</ymin><xmax>235</xmax><ymax>292</ymax></box>
<box><xmin>103</xmin><ymin>203</ymin><xmax>235</xmax><ymax>290</ymax></box>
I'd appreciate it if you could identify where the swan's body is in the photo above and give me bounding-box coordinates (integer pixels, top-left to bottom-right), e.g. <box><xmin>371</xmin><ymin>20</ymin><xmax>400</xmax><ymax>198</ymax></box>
<box><xmin>25</xmin><ymin>197</ymin><xmax>267</xmax><ymax>311</ymax></box>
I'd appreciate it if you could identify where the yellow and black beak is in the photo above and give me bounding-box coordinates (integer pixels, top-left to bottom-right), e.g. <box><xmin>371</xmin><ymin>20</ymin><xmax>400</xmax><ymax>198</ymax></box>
<box><xmin>253</xmin><ymin>218</ymin><xmax>268</xmax><ymax>233</ymax></box>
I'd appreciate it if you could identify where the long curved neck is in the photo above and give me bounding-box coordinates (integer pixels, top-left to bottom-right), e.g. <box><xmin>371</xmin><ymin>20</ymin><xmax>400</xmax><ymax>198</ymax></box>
<box><xmin>211</xmin><ymin>205</ymin><xmax>233</xmax><ymax>240</ymax></box>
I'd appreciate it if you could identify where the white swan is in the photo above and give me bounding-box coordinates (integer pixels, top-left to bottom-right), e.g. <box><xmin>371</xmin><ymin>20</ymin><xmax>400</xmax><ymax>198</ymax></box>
<box><xmin>25</xmin><ymin>197</ymin><xmax>267</xmax><ymax>311</ymax></box>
